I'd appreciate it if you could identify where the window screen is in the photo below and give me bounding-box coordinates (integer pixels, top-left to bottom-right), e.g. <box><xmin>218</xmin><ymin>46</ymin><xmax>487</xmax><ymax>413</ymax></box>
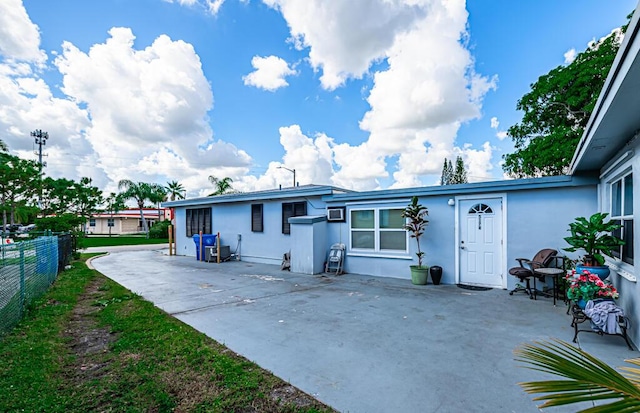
<box><xmin>186</xmin><ymin>207</ymin><xmax>212</xmax><ymax>237</ymax></box>
<box><xmin>282</xmin><ymin>201</ymin><xmax>307</xmax><ymax>234</ymax></box>
<box><xmin>251</xmin><ymin>204</ymin><xmax>263</xmax><ymax>232</ymax></box>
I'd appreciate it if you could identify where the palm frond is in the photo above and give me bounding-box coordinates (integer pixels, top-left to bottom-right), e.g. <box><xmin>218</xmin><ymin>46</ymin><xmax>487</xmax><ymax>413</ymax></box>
<box><xmin>515</xmin><ymin>339</ymin><xmax>640</xmax><ymax>411</ymax></box>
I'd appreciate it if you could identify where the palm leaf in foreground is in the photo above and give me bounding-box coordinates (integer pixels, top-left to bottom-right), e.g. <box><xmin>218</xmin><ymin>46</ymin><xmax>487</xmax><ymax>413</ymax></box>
<box><xmin>514</xmin><ymin>339</ymin><xmax>640</xmax><ymax>412</ymax></box>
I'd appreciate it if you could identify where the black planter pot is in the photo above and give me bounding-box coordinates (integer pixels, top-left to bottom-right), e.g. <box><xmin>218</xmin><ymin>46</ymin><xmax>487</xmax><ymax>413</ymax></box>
<box><xmin>430</xmin><ymin>266</ymin><xmax>443</xmax><ymax>285</ymax></box>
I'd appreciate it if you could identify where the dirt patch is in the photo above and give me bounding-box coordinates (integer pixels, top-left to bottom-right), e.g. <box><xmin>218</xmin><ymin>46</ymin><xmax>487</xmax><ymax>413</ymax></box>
<box><xmin>62</xmin><ymin>277</ymin><xmax>116</xmax><ymax>380</ymax></box>
<box><xmin>270</xmin><ymin>384</ymin><xmax>315</xmax><ymax>408</ymax></box>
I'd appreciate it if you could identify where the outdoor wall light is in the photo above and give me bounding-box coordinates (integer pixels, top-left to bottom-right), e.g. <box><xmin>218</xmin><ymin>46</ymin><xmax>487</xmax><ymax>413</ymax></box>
<box><xmin>447</xmin><ymin>198</ymin><xmax>455</xmax><ymax>206</ymax></box>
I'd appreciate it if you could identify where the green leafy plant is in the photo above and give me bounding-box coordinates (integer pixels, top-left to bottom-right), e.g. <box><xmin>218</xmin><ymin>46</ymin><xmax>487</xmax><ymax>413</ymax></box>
<box><xmin>402</xmin><ymin>196</ymin><xmax>429</xmax><ymax>268</ymax></box>
<box><xmin>149</xmin><ymin>220</ymin><xmax>170</xmax><ymax>239</ymax></box>
<box><xmin>515</xmin><ymin>339</ymin><xmax>640</xmax><ymax>411</ymax></box>
<box><xmin>563</xmin><ymin>212</ymin><xmax>624</xmax><ymax>266</ymax></box>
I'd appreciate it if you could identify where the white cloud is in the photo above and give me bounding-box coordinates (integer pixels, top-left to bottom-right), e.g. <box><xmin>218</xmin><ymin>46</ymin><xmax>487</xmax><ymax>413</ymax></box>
<box><xmin>462</xmin><ymin>141</ymin><xmax>494</xmax><ymax>182</ymax></box>
<box><xmin>206</xmin><ymin>0</ymin><xmax>225</xmax><ymax>14</ymax></box>
<box><xmin>262</xmin><ymin>0</ymin><xmax>496</xmax><ymax>189</ymax></box>
<box><xmin>0</xmin><ymin>0</ymin><xmax>47</xmax><ymax>64</ymax></box>
<box><xmin>162</xmin><ymin>0</ymin><xmax>225</xmax><ymax>15</ymax></box>
<box><xmin>564</xmin><ymin>48</ymin><xmax>577</xmax><ymax>64</ymax></box>
<box><xmin>53</xmin><ymin>27</ymin><xmax>253</xmax><ymax>193</ymax></box>
<box><xmin>263</xmin><ymin>0</ymin><xmax>427</xmax><ymax>91</ymax></box>
<box><xmin>491</xmin><ymin>116</ymin><xmax>508</xmax><ymax>140</ymax></box>
<box><xmin>243</xmin><ymin>55</ymin><xmax>297</xmax><ymax>91</ymax></box>
<box><xmin>0</xmin><ymin>19</ymin><xmax>252</xmax><ymax>197</ymax></box>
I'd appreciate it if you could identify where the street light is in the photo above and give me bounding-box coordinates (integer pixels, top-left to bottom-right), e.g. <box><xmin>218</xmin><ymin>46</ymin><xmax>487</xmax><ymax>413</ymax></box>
<box><xmin>277</xmin><ymin>166</ymin><xmax>296</xmax><ymax>187</ymax></box>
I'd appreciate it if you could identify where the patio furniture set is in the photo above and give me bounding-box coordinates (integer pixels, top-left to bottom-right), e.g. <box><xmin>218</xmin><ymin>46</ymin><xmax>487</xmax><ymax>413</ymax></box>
<box><xmin>508</xmin><ymin>248</ymin><xmax>634</xmax><ymax>350</ymax></box>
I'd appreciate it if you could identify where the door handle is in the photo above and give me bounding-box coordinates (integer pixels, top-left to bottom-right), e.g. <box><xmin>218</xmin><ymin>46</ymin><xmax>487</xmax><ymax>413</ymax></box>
<box><xmin>460</xmin><ymin>241</ymin><xmax>465</xmax><ymax>250</ymax></box>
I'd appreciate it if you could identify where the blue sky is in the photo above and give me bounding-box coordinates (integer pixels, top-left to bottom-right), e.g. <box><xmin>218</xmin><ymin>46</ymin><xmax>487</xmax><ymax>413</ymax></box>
<box><xmin>0</xmin><ymin>0</ymin><xmax>636</xmax><ymax>196</ymax></box>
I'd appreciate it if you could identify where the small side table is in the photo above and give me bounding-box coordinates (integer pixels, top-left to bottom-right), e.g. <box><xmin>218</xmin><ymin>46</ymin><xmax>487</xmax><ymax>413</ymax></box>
<box><xmin>533</xmin><ymin>267</ymin><xmax>565</xmax><ymax>306</ymax></box>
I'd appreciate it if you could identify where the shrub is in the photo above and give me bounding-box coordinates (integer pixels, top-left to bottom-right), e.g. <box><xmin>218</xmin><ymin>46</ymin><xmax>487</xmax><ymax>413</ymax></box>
<box><xmin>149</xmin><ymin>220</ymin><xmax>170</xmax><ymax>239</ymax></box>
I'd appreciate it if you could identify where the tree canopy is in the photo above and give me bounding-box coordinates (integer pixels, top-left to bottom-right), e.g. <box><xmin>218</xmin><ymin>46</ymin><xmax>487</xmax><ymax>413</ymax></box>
<box><xmin>165</xmin><ymin>180</ymin><xmax>185</xmax><ymax>201</ymax></box>
<box><xmin>118</xmin><ymin>180</ymin><xmax>165</xmax><ymax>237</ymax></box>
<box><xmin>440</xmin><ymin>156</ymin><xmax>468</xmax><ymax>185</ymax></box>
<box><xmin>208</xmin><ymin>176</ymin><xmax>234</xmax><ymax>196</ymax></box>
<box><xmin>503</xmin><ymin>18</ymin><xmax>629</xmax><ymax>178</ymax></box>
<box><xmin>0</xmin><ymin>153</ymin><xmax>40</xmax><ymax>233</ymax></box>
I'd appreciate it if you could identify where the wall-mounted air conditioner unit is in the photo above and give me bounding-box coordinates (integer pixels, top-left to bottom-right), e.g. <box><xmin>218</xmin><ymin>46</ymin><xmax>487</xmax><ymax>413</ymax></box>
<box><xmin>327</xmin><ymin>207</ymin><xmax>346</xmax><ymax>222</ymax></box>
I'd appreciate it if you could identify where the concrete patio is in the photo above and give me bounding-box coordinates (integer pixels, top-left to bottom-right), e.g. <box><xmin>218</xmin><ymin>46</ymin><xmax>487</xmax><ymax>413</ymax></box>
<box><xmin>88</xmin><ymin>247</ymin><xmax>637</xmax><ymax>413</ymax></box>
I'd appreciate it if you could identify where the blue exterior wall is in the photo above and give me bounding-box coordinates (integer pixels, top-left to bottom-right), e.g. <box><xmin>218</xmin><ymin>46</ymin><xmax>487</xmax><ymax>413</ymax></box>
<box><xmin>173</xmin><ymin>196</ymin><xmax>327</xmax><ymax>265</ymax></box>
<box><xmin>170</xmin><ymin>180</ymin><xmax>597</xmax><ymax>289</ymax></box>
<box><xmin>326</xmin><ymin>185</ymin><xmax>597</xmax><ymax>288</ymax></box>
<box><xmin>290</xmin><ymin>216</ymin><xmax>327</xmax><ymax>274</ymax></box>
<box><xmin>505</xmin><ymin>186</ymin><xmax>598</xmax><ymax>275</ymax></box>
<box><xmin>596</xmin><ymin>139</ymin><xmax>640</xmax><ymax>346</ymax></box>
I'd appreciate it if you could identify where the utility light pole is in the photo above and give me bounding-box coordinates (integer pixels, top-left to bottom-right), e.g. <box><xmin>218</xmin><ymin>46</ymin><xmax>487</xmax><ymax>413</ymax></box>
<box><xmin>31</xmin><ymin>129</ymin><xmax>49</xmax><ymax>171</ymax></box>
<box><xmin>277</xmin><ymin>166</ymin><xmax>296</xmax><ymax>187</ymax></box>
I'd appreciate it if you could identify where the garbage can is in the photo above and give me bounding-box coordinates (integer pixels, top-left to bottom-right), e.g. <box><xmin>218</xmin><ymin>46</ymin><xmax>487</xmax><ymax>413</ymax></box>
<box><xmin>193</xmin><ymin>234</ymin><xmax>217</xmax><ymax>261</ymax></box>
<box><xmin>430</xmin><ymin>265</ymin><xmax>443</xmax><ymax>285</ymax></box>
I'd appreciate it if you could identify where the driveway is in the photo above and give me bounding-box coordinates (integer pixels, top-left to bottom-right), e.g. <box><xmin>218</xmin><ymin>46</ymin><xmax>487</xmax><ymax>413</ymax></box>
<box><xmin>90</xmin><ymin>248</ymin><xmax>636</xmax><ymax>413</ymax></box>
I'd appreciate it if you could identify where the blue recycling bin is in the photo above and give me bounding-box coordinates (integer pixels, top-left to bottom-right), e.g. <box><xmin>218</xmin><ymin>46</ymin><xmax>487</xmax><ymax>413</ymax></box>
<box><xmin>193</xmin><ymin>234</ymin><xmax>217</xmax><ymax>261</ymax></box>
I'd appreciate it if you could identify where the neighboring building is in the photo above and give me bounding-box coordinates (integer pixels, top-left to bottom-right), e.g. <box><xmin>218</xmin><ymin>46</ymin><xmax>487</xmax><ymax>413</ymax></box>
<box><xmin>87</xmin><ymin>208</ymin><xmax>168</xmax><ymax>235</ymax></box>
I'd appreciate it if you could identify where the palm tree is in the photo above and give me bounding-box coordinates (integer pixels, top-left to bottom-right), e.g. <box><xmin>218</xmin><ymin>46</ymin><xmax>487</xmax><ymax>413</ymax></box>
<box><xmin>117</xmin><ymin>180</ymin><xmax>164</xmax><ymax>237</ymax></box>
<box><xmin>165</xmin><ymin>180</ymin><xmax>185</xmax><ymax>201</ymax></box>
<box><xmin>104</xmin><ymin>192</ymin><xmax>126</xmax><ymax>237</ymax></box>
<box><xmin>208</xmin><ymin>176</ymin><xmax>234</xmax><ymax>196</ymax></box>
<box><xmin>149</xmin><ymin>185</ymin><xmax>167</xmax><ymax>223</ymax></box>
<box><xmin>515</xmin><ymin>339</ymin><xmax>640</xmax><ymax>411</ymax></box>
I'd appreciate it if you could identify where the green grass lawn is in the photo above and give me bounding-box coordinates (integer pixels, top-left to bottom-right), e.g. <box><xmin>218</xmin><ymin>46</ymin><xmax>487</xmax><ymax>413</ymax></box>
<box><xmin>0</xmin><ymin>257</ymin><xmax>334</xmax><ymax>412</ymax></box>
<box><xmin>81</xmin><ymin>235</ymin><xmax>168</xmax><ymax>248</ymax></box>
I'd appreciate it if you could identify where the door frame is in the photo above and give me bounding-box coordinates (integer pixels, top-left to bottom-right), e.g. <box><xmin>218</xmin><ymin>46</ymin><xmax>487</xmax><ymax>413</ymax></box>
<box><xmin>454</xmin><ymin>194</ymin><xmax>507</xmax><ymax>289</ymax></box>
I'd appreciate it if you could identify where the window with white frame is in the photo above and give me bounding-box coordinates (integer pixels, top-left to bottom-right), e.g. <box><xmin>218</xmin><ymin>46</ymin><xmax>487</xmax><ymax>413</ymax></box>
<box><xmin>610</xmin><ymin>171</ymin><xmax>634</xmax><ymax>265</ymax></box>
<box><xmin>89</xmin><ymin>218</ymin><xmax>96</xmax><ymax>227</ymax></box>
<box><xmin>107</xmin><ymin>218</ymin><xmax>114</xmax><ymax>227</ymax></box>
<box><xmin>350</xmin><ymin>208</ymin><xmax>407</xmax><ymax>253</ymax></box>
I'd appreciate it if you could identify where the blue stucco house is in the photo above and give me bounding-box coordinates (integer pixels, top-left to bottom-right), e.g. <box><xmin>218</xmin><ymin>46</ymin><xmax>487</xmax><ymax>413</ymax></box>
<box><xmin>164</xmin><ymin>2</ymin><xmax>640</xmax><ymax>346</ymax></box>
<box><xmin>165</xmin><ymin>176</ymin><xmax>597</xmax><ymax>287</ymax></box>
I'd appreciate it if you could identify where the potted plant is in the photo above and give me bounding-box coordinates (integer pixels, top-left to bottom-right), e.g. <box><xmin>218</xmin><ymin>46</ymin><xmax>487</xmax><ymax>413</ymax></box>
<box><xmin>565</xmin><ymin>269</ymin><xmax>619</xmax><ymax>309</ymax></box>
<box><xmin>402</xmin><ymin>196</ymin><xmax>429</xmax><ymax>285</ymax></box>
<box><xmin>563</xmin><ymin>212</ymin><xmax>624</xmax><ymax>280</ymax></box>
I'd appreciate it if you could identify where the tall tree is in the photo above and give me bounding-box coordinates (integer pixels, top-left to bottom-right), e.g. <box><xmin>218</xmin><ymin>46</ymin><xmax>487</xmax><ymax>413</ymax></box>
<box><xmin>118</xmin><ymin>180</ymin><xmax>165</xmax><ymax>237</ymax></box>
<box><xmin>71</xmin><ymin>177</ymin><xmax>103</xmax><ymax>232</ymax></box>
<box><xmin>0</xmin><ymin>153</ymin><xmax>40</xmax><ymax>233</ymax></box>
<box><xmin>165</xmin><ymin>180</ymin><xmax>185</xmax><ymax>201</ymax></box>
<box><xmin>149</xmin><ymin>185</ymin><xmax>167</xmax><ymax>222</ymax></box>
<box><xmin>452</xmin><ymin>156</ymin><xmax>468</xmax><ymax>184</ymax></box>
<box><xmin>440</xmin><ymin>158</ymin><xmax>453</xmax><ymax>185</ymax></box>
<box><xmin>104</xmin><ymin>192</ymin><xmax>126</xmax><ymax>237</ymax></box>
<box><xmin>40</xmin><ymin>177</ymin><xmax>78</xmax><ymax>217</ymax></box>
<box><xmin>208</xmin><ymin>176</ymin><xmax>234</xmax><ymax>196</ymax></box>
<box><xmin>503</xmin><ymin>18</ymin><xmax>629</xmax><ymax>178</ymax></box>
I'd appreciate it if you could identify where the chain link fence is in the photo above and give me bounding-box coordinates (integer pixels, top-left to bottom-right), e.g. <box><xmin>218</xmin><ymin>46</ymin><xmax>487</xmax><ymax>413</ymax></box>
<box><xmin>0</xmin><ymin>236</ymin><xmax>60</xmax><ymax>336</ymax></box>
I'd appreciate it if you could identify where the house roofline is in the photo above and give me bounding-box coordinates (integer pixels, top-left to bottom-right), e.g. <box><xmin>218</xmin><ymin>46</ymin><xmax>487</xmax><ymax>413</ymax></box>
<box><xmin>162</xmin><ymin>185</ymin><xmax>350</xmax><ymax>208</ymax></box>
<box><xmin>324</xmin><ymin>175</ymin><xmax>598</xmax><ymax>203</ymax></box>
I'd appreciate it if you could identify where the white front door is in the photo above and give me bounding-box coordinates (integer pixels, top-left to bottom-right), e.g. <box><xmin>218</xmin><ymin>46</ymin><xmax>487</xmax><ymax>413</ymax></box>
<box><xmin>459</xmin><ymin>198</ymin><xmax>503</xmax><ymax>288</ymax></box>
